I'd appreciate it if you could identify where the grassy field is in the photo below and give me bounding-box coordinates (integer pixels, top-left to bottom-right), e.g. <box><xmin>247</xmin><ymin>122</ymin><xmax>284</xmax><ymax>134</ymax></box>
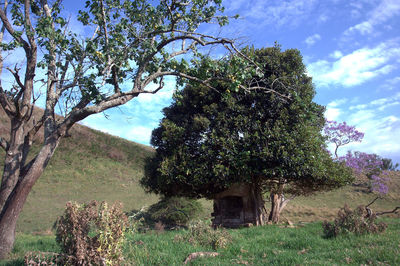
<box><xmin>2</xmin><ymin>218</ymin><xmax>399</xmax><ymax>265</ymax></box>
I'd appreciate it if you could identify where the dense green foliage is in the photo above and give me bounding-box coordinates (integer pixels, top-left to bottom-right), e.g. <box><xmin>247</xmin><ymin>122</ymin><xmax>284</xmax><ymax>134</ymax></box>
<box><xmin>381</xmin><ymin>158</ymin><xmax>399</xmax><ymax>171</ymax></box>
<box><xmin>130</xmin><ymin>197</ymin><xmax>203</xmax><ymax>228</ymax></box>
<box><xmin>141</xmin><ymin>45</ymin><xmax>353</xmax><ymax>199</ymax></box>
<box><xmin>3</xmin><ymin>218</ymin><xmax>400</xmax><ymax>265</ymax></box>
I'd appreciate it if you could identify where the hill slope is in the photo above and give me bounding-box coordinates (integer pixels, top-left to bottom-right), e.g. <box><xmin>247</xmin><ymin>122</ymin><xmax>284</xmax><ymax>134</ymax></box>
<box><xmin>0</xmin><ymin>108</ymin><xmax>158</xmax><ymax>233</ymax></box>
<box><xmin>1</xmin><ymin>108</ymin><xmax>399</xmax><ymax>233</ymax></box>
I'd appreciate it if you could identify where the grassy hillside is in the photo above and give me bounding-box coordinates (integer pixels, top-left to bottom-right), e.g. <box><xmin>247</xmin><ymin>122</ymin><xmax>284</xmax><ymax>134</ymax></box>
<box><xmin>282</xmin><ymin>171</ymin><xmax>400</xmax><ymax>223</ymax></box>
<box><xmin>0</xmin><ymin>108</ymin><xmax>158</xmax><ymax>233</ymax></box>
<box><xmin>1</xmin><ymin>108</ymin><xmax>399</xmax><ymax>234</ymax></box>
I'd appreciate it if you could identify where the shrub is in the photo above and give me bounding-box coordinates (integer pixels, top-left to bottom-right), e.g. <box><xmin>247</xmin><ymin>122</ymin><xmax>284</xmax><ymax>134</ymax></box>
<box><xmin>323</xmin><ymin>204</ymin><xmax>387</xmax><ymax>238</ymax></box>
<box><xmin>129</xmin><ymin>197</ymin><xmax>203</xmax><ymax>230</ymax></box>
<box><xmin>148</xmin><ymin>197</ymin><xmax>203</xmax><ymax>227</ymax></box>
<box><xmin>55</xmin><ymin>201</ymin><xmax>128</xmax><ymax>265</ymax></box>
<box><xmin>175</xmin><ymin>219</ymin><xmax>232</xmax><ymax>250</ymax></box>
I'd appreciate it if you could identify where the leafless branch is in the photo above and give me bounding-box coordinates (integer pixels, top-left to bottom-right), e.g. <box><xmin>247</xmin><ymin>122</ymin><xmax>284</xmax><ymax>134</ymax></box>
<box><xmin>376</xmin><ymin>207</ymin><xmax>400</xmax><ymax>216</ymax></box>
<box><xmin>366</xmin><ymin>196</ymin><xmax>380</xmax><ymax>208</ymax></box>
<box><xmin>6</xmin><ymin>67</ymin><xmax>25</xmax><ymax>101</ymax></box>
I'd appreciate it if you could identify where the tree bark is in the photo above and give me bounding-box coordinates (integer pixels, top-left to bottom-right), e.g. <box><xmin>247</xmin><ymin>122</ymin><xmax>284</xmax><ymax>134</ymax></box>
<box><xmin>251</xmin><ymin>183</ymin><xmax>266</xmax><ymax>226</ymax></box>
<box><xmin>0</xmin><ymin>136</ymin><xmax>60</xmax><ymax>259</ymax></box>
<box><xmin>268</xmin><ymin>192</ymin><xmax>283</xmax><ymax>223</ymax></box>
<box><xmin>268</xmin><ymin>183</ymin><xmax>289</xmax><ymax>224</ymax></box>
<box><xmin>0</xmin><ymin>119</ymin><xmax>25</xmax><ymax>211</ymax></box>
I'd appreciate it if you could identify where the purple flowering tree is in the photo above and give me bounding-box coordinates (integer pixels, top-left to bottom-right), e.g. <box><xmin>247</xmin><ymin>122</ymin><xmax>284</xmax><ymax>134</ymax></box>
<box><xmin>340</xmin><ymin>151</ymin><xmax>389</xmax><ymax>195</ymax></box>
<box><xmin>324</xmin><ymin>121</ymin><xmax>399</xmax><ymax>216</ymax></box>
<box><xmin>324</xmin><ymin>121</ymin><xmax>364</xmax><ymax>158</ymax></box>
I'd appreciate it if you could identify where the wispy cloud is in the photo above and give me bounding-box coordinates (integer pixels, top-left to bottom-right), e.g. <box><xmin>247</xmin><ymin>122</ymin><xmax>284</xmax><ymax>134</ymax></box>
<box><xmin>304</xmin><ymin>34</ymin><xmax>321</xmax><ymax>47</ymax></box>
<box><xmin>307</xmin><ymin>39</ymin><xmax>400</xmax><ymax>87</ymax></box>
<box><xmin>81</xmin><ymin>77</ymin><xmax>177</xmax><ymax>145</ymax></box>
<box><xmin>223</xmin><ymin>0</ymin><xmax>318</xmax><ymax>28</ymax></box>
<box><xmin>325</xmin><ymin>98</ymin><xmax>348</xmax><ymax>121</ymax></box>
<box><xmin>381</xmin><ymin>76</ymin><xmax>400</xmax><ymax>90</ymax></box>
<box><xmin>326</xmin><ymin>92</ymin><xmax>400</xmax><ymax>161</ymax></box>
<box><xmin>343</xmin><ymin>0</ymin><xmax>400</xmax><ymax>37</ymax></box>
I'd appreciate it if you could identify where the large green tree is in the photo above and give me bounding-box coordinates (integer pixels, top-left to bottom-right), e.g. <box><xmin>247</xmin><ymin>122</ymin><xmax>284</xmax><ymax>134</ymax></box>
<box><xmin>0</xmin><ymin>0</ymin><xmax>257</xmax><ymax>258</ymax></box>
<box><xmin>141</xmin><ymin>46</ymin><xmax>353</xmax><ymax>225</ymax></box>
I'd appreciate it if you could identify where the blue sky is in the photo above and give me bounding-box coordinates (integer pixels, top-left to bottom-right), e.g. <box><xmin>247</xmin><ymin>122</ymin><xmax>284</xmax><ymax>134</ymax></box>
<box><xmin>65</xmin><ymin>0</ymin><xmax>400</xmax><ymax>164</ymax></box>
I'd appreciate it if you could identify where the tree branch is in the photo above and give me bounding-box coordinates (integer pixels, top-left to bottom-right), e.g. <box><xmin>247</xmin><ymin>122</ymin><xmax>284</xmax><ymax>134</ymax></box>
<box><xmin>24</xmin><ymin>0</ymin><xmax>35</xmax><ymax>47</ymax></box>
<box><xmin>0</xmin><ymin>137</ymin><xmax>9</xmax><ymax>151</ymax></box>
<box><xmin>0</xmin><ymin>6</ymin><xmax>30</xmax><ymax>54</ymax></box>
<box><xmin>0</xmin><ymin>0</ymin><xmax>8</xmax><ymax>79</ymax></box>
<box><xmin>6</xmin><ymin>67</ymin><xmax>26</xmax><ymax>101</ymax></box>
<box><xmin>0</xmin><ymin>87</ymin><xmax>16</xmax><ymax>116</ymax></box>
<box><xmin>376</xmin><ymin>207</ymin><xmax>400</xmax><ymax>216</ymax></box>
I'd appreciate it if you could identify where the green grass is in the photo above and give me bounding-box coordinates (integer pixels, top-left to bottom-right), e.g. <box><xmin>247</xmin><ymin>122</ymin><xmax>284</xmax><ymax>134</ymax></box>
<box><xmin>1</xmin><ymin>112</ymin><xmax>158</xmax><ymax>233</ymax></box>
<box><xmin>2</xmin><ymin>218</ymin><xmax>399</xmax><ymax>265</ymax></box>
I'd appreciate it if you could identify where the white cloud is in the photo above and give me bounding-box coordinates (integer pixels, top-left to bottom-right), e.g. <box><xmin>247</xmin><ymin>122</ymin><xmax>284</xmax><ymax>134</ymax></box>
<box><xmin>128</xmin><ymin>126</ymin><xmax>153</xmax><ymax>144</ymax></box>
<box><xmin>308</xmin><ymin>40</ymin><xmax>400</xmax><ymax>87</ymax></box>
<box><xmin>325</xmin><ymin>99</ymin><xmax>348</xmax><ymax>121</ymax></box>
<box><xmin>304</xmin><ymin>34</ymin><xmax>321</xmax><ymax>47</ymax></box>
<box><xmin>329</xmin><ymin>92</ymin><xmax>400</xmax><ymax>162</ymax></box>
<box><xmin>327</xmin><ymin>98</ymin><xmax>348</xmax><ymax>107</ymax></box>
<box><xmin>318</xmin><ymin>14</ymin><xmax>329</xmax><ymax>22</ymax></box>
<box><xmin>325</xmin><ymin>108</ymin><xmax>341</xmax><ymax>121</ymax></box>
<box><xmin>344</xmin><ymin>0</ymin><xmax>400</xmax><ymax>37</ymax></box>
<box><xmin>349</xmin><ymin>104</ymin><xmax>367</xmax><ymax>110</ymax></box>
<box><xmin>225</xmin><ymin>0</ymin><xmax>318</xmax><ymax>28</ymax></box>
<box><xmin>381</xmin><ymin>76</ymin><xmax>400</xmax><ymax>90</ymax></box>
<box><xmin>329</xmin><ymin>50</ymin><xmax>343</xmax><ymax>59</ymax></box>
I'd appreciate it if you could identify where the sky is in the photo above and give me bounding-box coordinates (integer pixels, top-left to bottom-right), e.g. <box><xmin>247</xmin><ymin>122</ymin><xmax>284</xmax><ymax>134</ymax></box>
<box><xmin>77</xmin><ymin>0</ymin><xmax>400</xmax><ymax>164</ymax></box>
<box><xmin>3</xmin><ymin>1</ymin><xmax>399</xmax><ymax>164</ymax></box>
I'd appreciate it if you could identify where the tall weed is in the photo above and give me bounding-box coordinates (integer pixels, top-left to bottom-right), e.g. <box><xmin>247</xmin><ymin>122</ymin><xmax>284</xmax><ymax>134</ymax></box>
<box><xmin>323</xmin><ymin>204</ymin><xmax>387</xmax><ymax>238</ymax></box>
<box><xmin>55</xmin><ymin>201</ymin><xmax>128</xmax><ymax>265</ymax></box>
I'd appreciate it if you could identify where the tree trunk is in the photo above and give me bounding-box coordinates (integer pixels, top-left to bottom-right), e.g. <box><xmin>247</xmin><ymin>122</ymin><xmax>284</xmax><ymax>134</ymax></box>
<box><xmin>0</xmin><ymin>136</ymin><xmax>60</xmax><ymax>259</ymax></box>
<box><xmin>268</xmin><ymin>192</ymin><xmax>283</xmax><ymax>223</ymax></box>
<box><xmin>0</xmin><ymin>118</ymin><xmax>25</xmax><ymax>211</ymax></box>
<box><xmin>268</xmin><ymin>183</ymin><xmax>289</xmax><ymax>224</ymax></box>
<box><xmin>251</xmin><ymin>183</ymin><xmax>267</xmax><ymax>226</ymax></box>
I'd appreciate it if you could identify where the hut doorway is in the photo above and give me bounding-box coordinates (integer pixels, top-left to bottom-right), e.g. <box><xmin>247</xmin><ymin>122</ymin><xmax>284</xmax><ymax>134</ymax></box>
<box><xmin>220</xmin><ymin>196</ymin><xmax>243</xmax><ymax>220</ymax></box>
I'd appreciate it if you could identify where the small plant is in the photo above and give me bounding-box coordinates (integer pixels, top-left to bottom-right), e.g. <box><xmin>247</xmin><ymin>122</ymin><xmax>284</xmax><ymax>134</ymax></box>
<box><xmin>55</xmin><ymin>201</ymin><xmax>128</xmax><ymax>265</ymax></box>
<box><xmin>148</xmin><ymin>197</ymin><xmax>203</xmax><ymax>227</ymax></box>
<box><xmin>128</xmin><ymin>197</ymin><xmax>203</xmax><ymax>230</ymax></box>
<box><xmin>175</xmin><ymin>219</ymin><xmax>232</xmax><ymax>250</ymax></box>
<box><xmin>323</xmin><ymin>204</ymin><xmax>387</xmax><ymax>238</ymax></box>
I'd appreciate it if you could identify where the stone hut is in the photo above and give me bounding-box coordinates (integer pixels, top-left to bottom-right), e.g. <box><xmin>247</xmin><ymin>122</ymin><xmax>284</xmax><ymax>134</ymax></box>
<box><xmin>211</xmin><ymin>183</ymin><xmax>259</xmax><ymax>228</ymax></box>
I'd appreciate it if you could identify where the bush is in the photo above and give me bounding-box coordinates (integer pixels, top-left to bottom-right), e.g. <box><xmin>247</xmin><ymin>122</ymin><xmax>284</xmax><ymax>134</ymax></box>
<box><xmin>148</xmin><ymin>197</ymin><xmax>203</xmax><ymax>227</ymax></box>
<box><xmin>175</xmin><ymin>219</ymin><xmax>232</xmax><ymax>250</ymax></box>
<box><xmin>55</xmin><ymin>201</ymin><xmax>128</xmax><ymax>265</ymax></box>
<box><xmin>323</xmin><ymin>204</ymin><xmax>387</xmax><ymax>238</ymax></box>
<box><xmin>129</xmin><ymin>197</ymin><xmax>203</xmax><ymax>230</ymax></box>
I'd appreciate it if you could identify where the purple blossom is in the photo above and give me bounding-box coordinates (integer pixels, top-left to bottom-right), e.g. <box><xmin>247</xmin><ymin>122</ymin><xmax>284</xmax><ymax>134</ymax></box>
<box><xmin>371</xmin><ymin>174</ymin><xmax>389</xmax><ymax>194</ymax></box>
<box><xmin>324</xmin><ymin>120</ymin><xmax>364</xmax><ymax>158</ymax></box>
<box><xmin>339</xmin><ymin>151</ymin><xmax>390</xmax><ymax>195</ymax></box>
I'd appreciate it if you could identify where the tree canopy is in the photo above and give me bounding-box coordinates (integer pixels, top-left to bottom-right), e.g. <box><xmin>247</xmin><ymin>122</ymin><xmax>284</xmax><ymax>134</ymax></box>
<box><xmin>141</xmin><ymin>45</ymin><xmax>353</xmax><ymax>223</ymax></box>
<box><xmin>0</xmin><ymin>0</ymin><xmax>256</xmax><ymax>258</ymax></box>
